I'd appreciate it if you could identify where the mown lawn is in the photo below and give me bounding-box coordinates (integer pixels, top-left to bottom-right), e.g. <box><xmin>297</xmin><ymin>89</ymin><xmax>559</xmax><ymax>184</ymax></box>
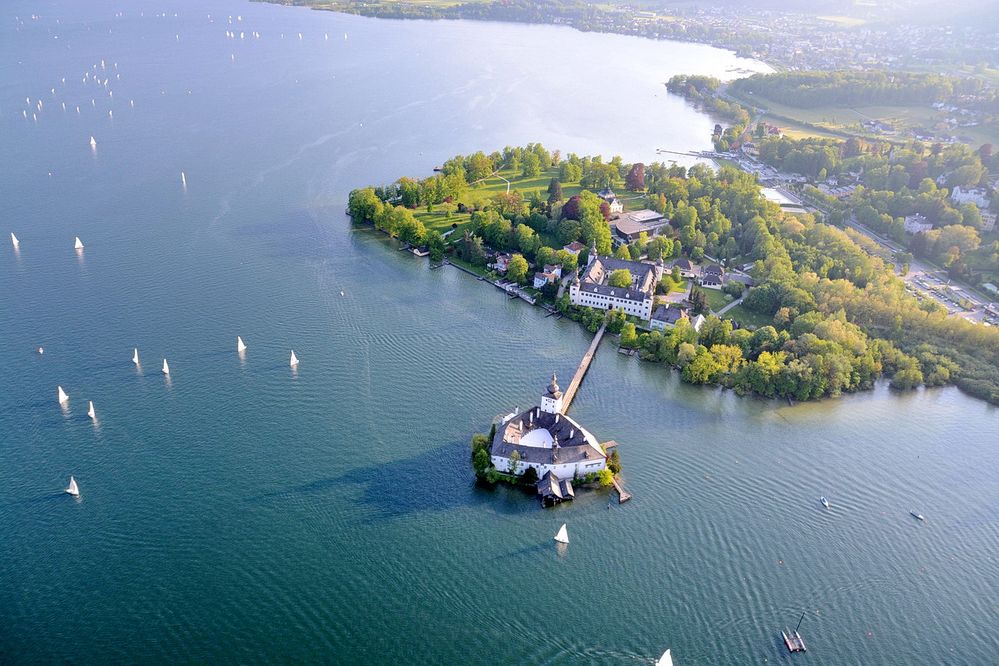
<box><xmin>703</xmin><ymin>288</ymin><xmax>734</xmax><ymax>312</ymax></box>
<box><xmin>724</xmin><ymin>304</ymin><xmax>773</xmax><ymax>330</ymax></box>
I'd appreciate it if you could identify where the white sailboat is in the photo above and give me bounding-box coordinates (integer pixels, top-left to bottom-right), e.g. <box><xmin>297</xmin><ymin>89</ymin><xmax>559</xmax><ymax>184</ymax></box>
<box><xmin>11</xmin><ymin>232</ymin><xmax>19</xmax><ymax>249</ymax></box>
<box><xmin>237</xmin><ymin>336</ymin><xmax>247</xmax><ymax>353</ymax></box>
<box><xmin>181</xmin><ymin>171</ymin><xmax>187</xmax><ymax>188</ymax></box>
<box><xmin>65</xmin><ymin>476</ymin><xmax>80</xmax><ymax>496</ymax></box>
<box><xmin>74</xmin><ymin>236</ymin><xmax>84</xmax><ymax>250</ymax></box>
<box><xmin>162</xmin><ymin>358</ymin><xmax>170</xmax><ymax>375</ymax></box>
<box><xmin>132</xmin><ymin>348</ymin><xmax>140</xmax><ymax>365</ymax></box>
<box><xmin>289</xmin><ymin>350</ymin><xmax>299</xmax><ymax>367</ymax></box>
<box><xmin>87</xmin><ymin>401</ymin><xmax>96</xmax><ymax>420</ymax></box>
<box><xmin>554</xmin><ymin>524</ymin><xmax>569</xmax><ymax>544</ymax></box>
<box><xmin>656</xmin><ymin>649</ymin><xmax>674</xmax><ymax>666</ymax></box>
<box><xmin>57</xmin><ymin>386</ymin><xmax>69</xmax><ymax>404</ymax></box>
<box><xmin>89</xmin><ymin>136</ymin><xmax>97</xmax><ymax>149</ymax></box>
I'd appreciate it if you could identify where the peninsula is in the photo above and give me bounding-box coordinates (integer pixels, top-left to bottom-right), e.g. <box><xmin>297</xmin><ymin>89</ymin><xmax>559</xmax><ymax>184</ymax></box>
<box><xmin>348</xmin><ymin>142</ymin><xmax>999</xmax><ymax>405</ymax></box>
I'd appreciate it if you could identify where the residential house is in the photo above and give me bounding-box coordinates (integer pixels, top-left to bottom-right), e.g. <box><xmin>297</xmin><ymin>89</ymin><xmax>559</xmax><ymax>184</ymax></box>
<box><xmin>650</xmin><ymin>304</ymin><xmax>689</xmax><ymax>331</ymax></box>
<box><xmin>700</xmin><ymin>263</ymin><xmax>725</xmax><ymax>290</ymax></box>
<box><xmin>951</xmin><ymin>186</ymin><xmax>991</xmax><ymax>209</ymax></box>
<box><xmin>980</xmin><ymin>210</ymin><xmax>996</xmax><ymax>233</ymax></box>
<box><xmin>671</xmin><ymin>258</ymin><xmax>696</xmax><ymax>279</ymax></box>
<box><xmin>904</xmin><ymin>214</ymin><xmax>934</xmax><ymax>234</ymax></box>
<box><xmin>597</xmin><ymin>187</ymin><xmax>624</xmax><ymax>214</ymax></box>
<box><xmin>491</xmin><ymin>253</ymin><xmax>512</xmax><ymax>273</ymax></box>
<box><xmin>562</xmin><ymin>241</ymin><xmax>586</xmax><ymax>256</ymax></box>
<box><xmin>533</xmin><ymin>265</ymin><xmax>561</xmax><ymax>289</ymax></box>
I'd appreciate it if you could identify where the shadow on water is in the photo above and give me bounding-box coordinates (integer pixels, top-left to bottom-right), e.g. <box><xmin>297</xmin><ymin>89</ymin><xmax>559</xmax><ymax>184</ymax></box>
<box><xmin>248</xmin><ymin>439</ymin><xmax>539</xmax><ymax>522</ymax></box>
<box><xmin>487</xmin><ymin>542</ymin><xmax>550</xmax><ymax>563</ymax></box>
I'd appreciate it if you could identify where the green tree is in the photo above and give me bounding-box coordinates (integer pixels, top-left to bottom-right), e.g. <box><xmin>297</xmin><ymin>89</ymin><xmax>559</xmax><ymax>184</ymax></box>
<box><xmin>688</xmin><ymin>287</ymin><xmax>708</xmax><ymax>314</ymax></box>
<box><xmin>507</xmin><ymin>254</ymin><xmax>529</xmax><ymax>284</ymax></box>
<box><xmin>426</xmin><ymin>230</ymin><xmax>446</xmax><ymax>262</ymax></box>
<box><xmin>522</xmin><ymin>152</ymin><xmax>542</xmax><ymax>177</ymax></box>
<box><xmin>608</xmin><ymin>269</ymin><xmax>632</xmax><ymax>288</ymax></box>
<box><xmin>347</xmin><ymin>187</ymin><xmax>383</xmax><ymax>223</ymax></box>
<box><xmin>397</xmin><ymin>177</ymin><xmax>421</xmax><ymax>208</ymax></box>
<box><xmin>620</xmin><ymin>322</ymin><xmax>638</xmax><ymax>348</ymax></box>
<box><xmin>508</xmin><ymin>450</ymin><xmax>522</xmax><ymax>476</ymax></box>
<box><xmin>614</xmin><ymin>245</ymin><xmax>631</xmax><ymax>260</ymax></box>
<box><xmin>547</xmin><ymin>178</ymin><xmax>564</xmax><ymax>203</ymax></box>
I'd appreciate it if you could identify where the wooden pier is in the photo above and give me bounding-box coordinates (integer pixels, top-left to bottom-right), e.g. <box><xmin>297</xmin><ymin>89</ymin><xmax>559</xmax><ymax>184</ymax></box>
<box><xmin>611</xmin><ymin>478</ymin><xmax>632</xmax><ymax>503</ymax></box>
<box><xmin>559</xmin><ymin>321</ymin><xmax>607</xmax><ymax>414</ymax></box>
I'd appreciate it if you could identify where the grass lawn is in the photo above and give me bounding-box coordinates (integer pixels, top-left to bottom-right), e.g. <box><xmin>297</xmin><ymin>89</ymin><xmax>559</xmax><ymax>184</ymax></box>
<box><xmin>724</xmin><ymin>304</ymin><xmax>772</xmax><ymax>329</ymax></box>
<box><xmin>460</xmin><ymin>167</ymin><xmax>584</xmax><ymax>209</ymax></box>
<box><xmin>734</xmin><ymin>89</ymin><xmax>999</xmax><ymax>148</ymax></box>
<box><xmin>703</xmin><ymin>288</ymin><xmax>735</xmax><ymax>312</ymax></box>
<box><xmin>414</xmin><ymin>209</ymin><xmax>472</xmax><ymax>236</ymax></box>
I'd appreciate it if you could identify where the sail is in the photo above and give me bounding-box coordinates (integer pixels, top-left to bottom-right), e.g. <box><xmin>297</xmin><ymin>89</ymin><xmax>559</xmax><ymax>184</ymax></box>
<box><xmin>87</xmin><ymin>401</ymin><xmax>96</xmax><ymax>420</ymax></box>
<box><xmin>132</xmin><ymin>348</ymin><xmax>140</xmax><ymax>365</ymax></box>
<box><xmin>10</xmin><ymin>232</ymin><xmax>19</xmax><ymax>248</ymax></box>
<box><xmin>554</xmin><ymin>524</ymin><xmax>569</xmax><ymax>543</ymax></box>
<box><xmin>655</xmin><ymin>649</ymin><xmax>673</xmax><ymax>666</ymax></box>
<box><xmin>74</xmin><ymin>236</ymin><xmax>84</xmax><ymax>250</ymax></box>
<box><xmin>162</xmin><ymin>358</ymin><xmax>170</xmax><ymax>374</ymax></box>
<box><xmin>237</xmin><ymin>336</ymin><xmax>247</xmax><ymax>353</ymax></box>
<box><xmin>290</xmin><ymin>350</ymin><xmax>299</xmax><ymax>367</ymax></box>
<box><xmin>57</xmin><ymin>386</ymin><xmax>69</xmax><ymax>404</ymax></box>
<box><xmin>66</xmin><ymin>476</ymin><xmax>79</xmax><ymax>496</ymax></box>
<box><xmin>89</xmin><ymin>136</ymin><xmax>97</xmax><ymax>148</ymax></box>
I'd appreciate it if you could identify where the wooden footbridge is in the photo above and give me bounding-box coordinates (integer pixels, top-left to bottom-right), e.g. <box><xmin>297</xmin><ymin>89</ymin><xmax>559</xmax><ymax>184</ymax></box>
<box><xmin>559</xmin><ymin>321</ymin><xmax>606</xmax><ymax>414</ymax></box>
<box><xmin>558</xmin><ymin>321</ymin><xmax>633</xmax><ymax>504</ymax></box>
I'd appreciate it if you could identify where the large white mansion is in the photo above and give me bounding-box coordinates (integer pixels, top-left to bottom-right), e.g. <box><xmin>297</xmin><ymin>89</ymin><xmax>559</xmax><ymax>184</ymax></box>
<box><xmin>490</xmin><ymin>375</ymin><xmax>607</xmax><ymax>488</ymax></box>
<box><xmin>568</xmin><ymin>243</ymin><xmax>664</xmax><ymax>321</ymax></box>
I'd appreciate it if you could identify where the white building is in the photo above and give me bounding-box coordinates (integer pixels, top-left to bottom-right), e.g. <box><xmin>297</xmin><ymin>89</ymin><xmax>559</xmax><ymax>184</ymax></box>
<box><xmin>569</xmin><ymin>244</ymin><xmax>663</xmax><ymax>321</ymax></box>
<box><xmin>951</xmin><ymin>186</ymin><xmax>991</xmax><ymax>209</ymax></box>
<box><xmin>979</xmin><ymin>210</ymin><xmax>996</xmax><ymax>233</ymax></box>
<box><xmin>904</xmin><ymin>214</ymin><xmax>934</xmax><ymax>234</ymax></box>
<box><xmin>490</xmin><ymin>375</ymin><xmax>607</xmax><ymax>483</ymax></box>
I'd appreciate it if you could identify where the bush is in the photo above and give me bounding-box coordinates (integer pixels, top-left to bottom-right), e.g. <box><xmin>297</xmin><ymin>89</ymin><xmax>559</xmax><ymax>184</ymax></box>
<box><xmin>597</xmin><ymin>469</ymin><xmax>614</xmax><ymax>487</ymax></box>
<box><xmin>521</xmin><ymin>466</ymin><xmax>539</xmax><ymax>486</ymax></box>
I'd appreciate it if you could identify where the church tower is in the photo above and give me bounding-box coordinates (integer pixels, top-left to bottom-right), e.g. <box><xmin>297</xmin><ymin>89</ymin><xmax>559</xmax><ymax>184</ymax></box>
<box><xmin>540</xmin><ymin>373</ymin><xmax>564</xmax><ymax>414</ymax></box>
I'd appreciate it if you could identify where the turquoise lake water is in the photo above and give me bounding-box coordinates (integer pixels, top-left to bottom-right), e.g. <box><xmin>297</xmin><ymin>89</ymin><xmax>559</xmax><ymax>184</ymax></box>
<box><xmin>1</xmin><ymin>1</ymin><xmax>997</xmax><ymax>663</ymax></box>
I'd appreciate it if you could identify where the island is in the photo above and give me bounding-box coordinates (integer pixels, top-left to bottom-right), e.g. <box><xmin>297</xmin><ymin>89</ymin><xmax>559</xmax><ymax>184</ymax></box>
<box><xmin>469</xmin><ymin>373</ymin><xmax>623</xmax><ymax>506</ymax></box>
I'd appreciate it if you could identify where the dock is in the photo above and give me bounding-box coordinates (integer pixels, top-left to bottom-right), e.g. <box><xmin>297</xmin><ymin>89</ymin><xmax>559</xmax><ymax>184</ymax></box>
<box><xmin>611</xmin><ymin>477</ymin><xmax>632</xmax><ymax>503</ymax></box>
<box><xmin>559</xmin><ymin>321</ymin><xmax>607</xmax><ymax>413</ymax></box>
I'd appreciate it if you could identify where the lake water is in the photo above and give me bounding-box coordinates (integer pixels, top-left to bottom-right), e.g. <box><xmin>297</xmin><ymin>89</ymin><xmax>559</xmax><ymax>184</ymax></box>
<box><xmin>1</xmin><ymin>1</ymin><xmax>997</xmax><ymax>663</ymax></box>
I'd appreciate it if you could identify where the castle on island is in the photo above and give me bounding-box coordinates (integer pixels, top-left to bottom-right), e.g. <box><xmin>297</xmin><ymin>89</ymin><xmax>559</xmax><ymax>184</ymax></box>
<box><xmin>490</xmin><ymin>374</ymin><xmax>608</xmax><ymax>505</ymax></box>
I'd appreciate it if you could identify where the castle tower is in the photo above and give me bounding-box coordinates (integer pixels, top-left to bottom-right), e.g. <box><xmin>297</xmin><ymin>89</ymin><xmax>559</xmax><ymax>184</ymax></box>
<box><xmin>540</xmin><ymin>373</ymin><xmax>563</xmax><ymax>414</ymax></box>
